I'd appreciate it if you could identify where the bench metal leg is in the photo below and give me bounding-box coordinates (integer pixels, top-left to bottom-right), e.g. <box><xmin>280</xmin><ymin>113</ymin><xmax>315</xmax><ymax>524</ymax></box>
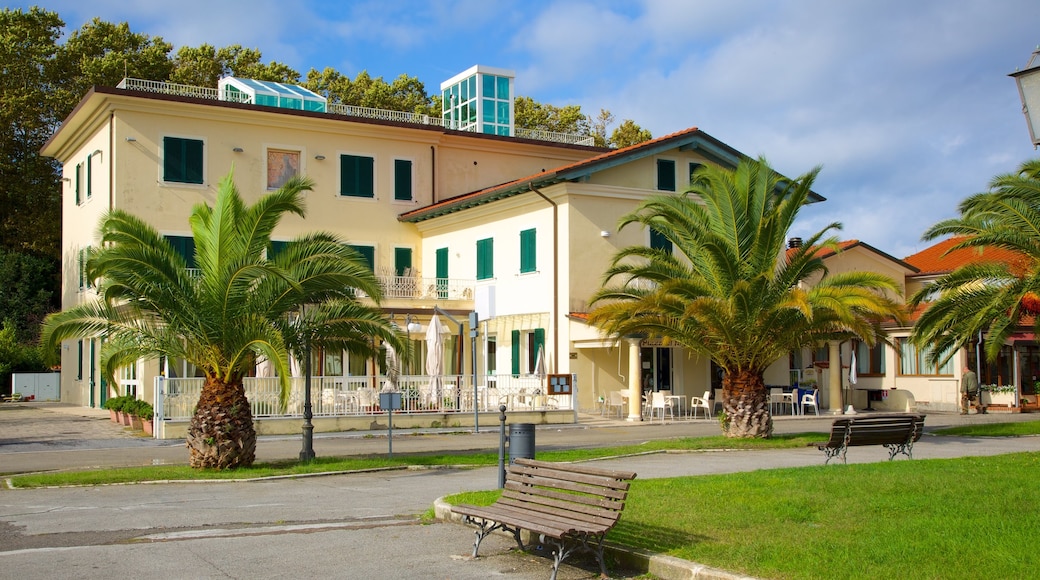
<box><xmin>463</xmin><ymin>516</ymin><xmax>523</xmax><ymax>557</ymax></box>
<box><xmin>540</xmin><ymin>532</ymin><xmax>609</xmax><ymax>580</ymax></box>
<box><xmin>884</xmin><ymin>441</ymin><xmax>914</xmax><ymax>460</ymax></box>
<box><xmin>821</xmin><ymin>446</ymin><xmax>844</xmax><ymax>465</ymax></box>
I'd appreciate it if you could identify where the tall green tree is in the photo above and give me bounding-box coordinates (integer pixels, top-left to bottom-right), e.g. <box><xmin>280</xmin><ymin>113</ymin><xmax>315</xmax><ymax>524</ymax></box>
<box><xmin>514</xmin><ymin>96</ymin><xmax>590</xmax><ymax>135</ymax></box>
<box><xmin>303</xmin><ymin>68</ymin><xmax>436</xmax><ymax>115</ymax></box>
<box><xmin>170</xmin><ymin>43</ymin><xmax>299</xmax><ymax>87</ymax></box>
<box><xmin>910</xmin><ymin>158</ymin><xmax>1040</xmax><ymax>365</ymax></box>
<box><xmin>0</xmin><ymin>8</ymin><xmax>66</xmax><ymax>258</ymax></box>
<box><xmin>589</xmin><ymin>158</ymin><xmax>904</xmax><ymax>437</ymax></box>
<box><xmin>0</xmin><ymin>248</ymin><xmax>59</xmax><ymax>343</ymax></box>
<box><xmin>610</xmin><ymin>119</ymin><xmax>653</xmax><ymax>149</ymax></box>
<box><xmin>41</xmin><ymin>171</ymin><xmax>405</xmax><ymax>469</ymax></box>
<box><xmin>55</xmin><ymin>18</ymin><xmax>173</xmax><ymax>105</ymax></box>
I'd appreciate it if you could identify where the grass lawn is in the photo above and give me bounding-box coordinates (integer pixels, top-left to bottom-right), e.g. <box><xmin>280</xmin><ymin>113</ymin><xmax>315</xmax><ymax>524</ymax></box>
<box><xmin>932</xmin><ymin>420</ymin><xmax>1040</xmax><ymax>437</ymax></box>
<box><xmin>448</xmin><ymin>452</ymin><xmax>1040</xmax><ymax>580</ymax></box>
<box><xmin>4</xmin><ymin>433</ymin><xmax>820</xmax><ymax>488</ymax></box>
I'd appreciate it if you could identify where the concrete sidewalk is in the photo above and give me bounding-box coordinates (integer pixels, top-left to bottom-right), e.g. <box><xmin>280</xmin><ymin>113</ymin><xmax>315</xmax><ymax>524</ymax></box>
<box><xmin>1</xmin><ymin>402</ymin><xmax>1038</xmax><ymax>579</ymax></box>
<box><xmin>2</xmin><ymin>401</ymin><xmax>1039</xmax><ymax>474</ymax></box>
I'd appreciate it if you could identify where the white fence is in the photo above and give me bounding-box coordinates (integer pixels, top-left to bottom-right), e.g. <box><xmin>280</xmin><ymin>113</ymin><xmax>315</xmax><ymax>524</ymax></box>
<box><xmin>116</xmin><ymin>78</ymin><xmax>594</xmax><ymax>146</ymax></box>
<box><xmin>155</xmin><ymin>374</ymin><xmax>573</xmax><ymax>422</ymax></box>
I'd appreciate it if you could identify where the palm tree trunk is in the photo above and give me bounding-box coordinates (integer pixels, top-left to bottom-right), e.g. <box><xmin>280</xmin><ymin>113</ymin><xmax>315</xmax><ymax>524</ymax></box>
<box><xmin>186</xmin><ymin>376</ymin><xmax>257</xmax><ymax>469</ymax></box>
<box><xmin>722</xmin><ymin>369</ymin><xmax>773</xmax><ymax>438</ymax></box>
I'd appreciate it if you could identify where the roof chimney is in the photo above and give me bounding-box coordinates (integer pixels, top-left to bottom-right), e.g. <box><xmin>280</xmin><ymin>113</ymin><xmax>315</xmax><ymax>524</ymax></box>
<box><xmin>788</xmin><ymin>237</ymin><xmax>802</xmax><ymax>248</ymax></box>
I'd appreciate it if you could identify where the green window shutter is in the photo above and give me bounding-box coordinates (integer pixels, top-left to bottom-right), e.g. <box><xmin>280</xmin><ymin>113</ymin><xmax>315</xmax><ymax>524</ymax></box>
<box><xmin>476</xmin><ymin>237</ymin><xmax>493</xmax><ymax>280</ymax></box>
<box><xmin>76</xmin><ymin>340</ymin><xmax>83</xmax><ymax>380</ymax></box>
<box><xmin>89</xmin><ymin>339</ymin><xmax>95</xmax><ymax>383</ymax></box>
<box><xmin>394</xmin><ymin>247</ymin><xmax>412</xmax><ymax>276</ymax></box>
<box><xmin>511</xmin><ymin>330</ymin><xmax>521</xmax><ymax>376</ymax></box>
<box><xmin>533</xmin><ymin>328</ymin><xmax>545</xmax><ymax>360</ymax></box>
<box><xmin>268</xmin><ymin>240</ymin><xmax>289</xmax><ymax>261</ymax></box>
<box><xmin>657</xmin><ymin>159</ymin><xmax>676</xmax><ymax>191</ymax></box>
<box><xmin>394</xmin><ymin>159</ymin><xmax>412</xmax><ymax>201</ymax></box>
<box><xmin>75</xmin><ymin>164</ymin><xmax>81</xmax><ymax>205</ymax></box>
<box><xmin>650</xmin><ymin>227</ymin><xmax>672</xmax><ymax>254</ymax></box>
<box><xmin>689</xmin><ymin>162</ymin><xmax>703</xmax><ymax>182</ymax></box>
<box><xmin>520</xmin><ymin>228</ymin><xmax>536</xmax><ymax>273</ymax></box>
<box><xmin>163</xmin><ymin>137</ymin><xmax>204</xmax><ymax>184</ymax></box>
<box><xmin>340</xmin><ymin>154</ymin><xmax>375</xmax><ymax>197</ymax></box>
<box><xmin>77</xmin><ymin>248</ymin><xmax>84</xmax><ymax>290</ymax></box>
<box><xmin>184</xmin><ymin>139</ymin><xmax>203</xmax><ymax>183</ymax></box>
<box><xmin>436</xmin><ymin>247</ymin><xmax>448</xmax><ymax>299</ymax></box>
<box><xmin>436</xmin><ymin>247</ymin><xmax>448</xmax><ymax>279</ymax></box>
<box><xmin>164</xmin><ymin>235</ymin><xmax>197</xmax><ymax>269</ymax></box>
<box><xmin>86</xmin><ymin>155</ymin><xmax>92</xmax><ymax>198</ymax></box>
<box><xmin>348</xmin><ymin>245</ymin><xmax>375</xmax><ymax>271</ymax></box>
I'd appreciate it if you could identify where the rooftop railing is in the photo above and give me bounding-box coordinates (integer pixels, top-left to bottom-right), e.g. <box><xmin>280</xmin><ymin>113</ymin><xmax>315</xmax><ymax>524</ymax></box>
<box><xmin>116</xmin><ymin>78</ymin><xmax>595</xmax><ymax>146</ymax></box>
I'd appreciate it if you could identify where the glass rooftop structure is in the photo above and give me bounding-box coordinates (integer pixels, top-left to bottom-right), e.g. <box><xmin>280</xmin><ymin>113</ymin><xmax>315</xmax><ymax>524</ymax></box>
<box><xmin>441</xmin><ymin>65</ymin><xmax>515</xmax><ymax>136</ymax></box>
<box><xmin>217</xmin><ymin>77</ymin><xmax>327</xmax><ymax>113</ymax></box>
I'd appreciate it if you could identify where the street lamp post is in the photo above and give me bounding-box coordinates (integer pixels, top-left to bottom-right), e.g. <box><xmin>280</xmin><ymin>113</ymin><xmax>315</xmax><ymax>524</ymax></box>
<box><xmin>299</xmin><ymin>308</ymin><xmax>315</xmax><ymax>461</ymax></box>
<box><xmin>1010</xmin><ymin>46</ymin><xmax>1040</xmax><ymax>148</ymax></box>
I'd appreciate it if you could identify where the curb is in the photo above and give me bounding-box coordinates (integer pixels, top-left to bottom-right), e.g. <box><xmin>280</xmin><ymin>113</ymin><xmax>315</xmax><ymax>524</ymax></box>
<box><xmin>433</xmin><ymin>497</ymin><xmax>757</xmax><ymax>580</ymax></box>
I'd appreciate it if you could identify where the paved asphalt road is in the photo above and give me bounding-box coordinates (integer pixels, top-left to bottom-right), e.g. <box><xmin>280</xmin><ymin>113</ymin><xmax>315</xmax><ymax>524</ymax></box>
<box><xmin>0</xmin><ymin>403</ymin><xmax>1038</xmax><ymax>579</ymax></box>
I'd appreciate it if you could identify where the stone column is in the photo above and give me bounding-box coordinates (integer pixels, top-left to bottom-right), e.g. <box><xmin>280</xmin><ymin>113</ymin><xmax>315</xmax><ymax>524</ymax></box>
<box><xmin>828</xmin><ymin>340</ymin><xmax>842</xmax><ymax>414</ymax></box>
<box><xmin>627</xmin><ymin>337</ymin><xmax>642</xmax><ymax>421</ymax></box>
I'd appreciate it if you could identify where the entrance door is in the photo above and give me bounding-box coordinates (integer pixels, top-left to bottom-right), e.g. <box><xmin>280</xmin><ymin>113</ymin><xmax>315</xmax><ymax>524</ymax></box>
<box><xmin>640</xmin><ymin>347</ymin><xmax>673</xmax><ymax>393</ymax></box>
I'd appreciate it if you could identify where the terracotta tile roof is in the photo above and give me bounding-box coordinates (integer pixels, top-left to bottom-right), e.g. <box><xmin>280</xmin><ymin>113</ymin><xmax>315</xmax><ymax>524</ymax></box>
<box><xmin>904</xmin><ymin>236</ymin><xmax>1031</xmax><ymax>276</ymax></box>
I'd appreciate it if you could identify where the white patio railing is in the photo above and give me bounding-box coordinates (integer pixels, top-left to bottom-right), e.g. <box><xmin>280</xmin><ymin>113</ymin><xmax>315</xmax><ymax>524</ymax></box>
<box><xmin>155</xmin><ymin>373</ymin><xmax>571</xmax><ymax>422</ymax></box>
<box><xmin>116</xmin><ymin>78</ymin><xmax>595</xmax><ymax>146</ymax></box>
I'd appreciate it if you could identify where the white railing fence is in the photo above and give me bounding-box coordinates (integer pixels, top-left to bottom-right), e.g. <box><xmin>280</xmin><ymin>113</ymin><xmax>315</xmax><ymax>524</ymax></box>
<box><xmin>116</xmin><ymin>78</ymin><xmax>594</xmax><ymax>147</ymax></box>
<box><xmin>154</xmin><ymin>373</ymin><xmax>573</xmax><ymax>423</ymax></box>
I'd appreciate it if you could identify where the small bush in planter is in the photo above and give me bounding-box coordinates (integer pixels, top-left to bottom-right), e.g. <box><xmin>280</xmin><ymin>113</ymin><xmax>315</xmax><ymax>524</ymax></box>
<box><xmin>134</xmin><ymin>401</ymin><xmax>154</xmax><ymax>420</ymax></box>
<box><xmin>104</xmin><ymin>396</ymin><xmax>124</xmax><ymax>411</ymax></box>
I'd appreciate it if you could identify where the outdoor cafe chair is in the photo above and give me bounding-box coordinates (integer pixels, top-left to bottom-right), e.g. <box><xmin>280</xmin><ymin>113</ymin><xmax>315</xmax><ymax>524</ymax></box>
<box><xmin>689</xmin><ymin>390</ymin><xmax>711</xmax><ymax>419</ymax></box>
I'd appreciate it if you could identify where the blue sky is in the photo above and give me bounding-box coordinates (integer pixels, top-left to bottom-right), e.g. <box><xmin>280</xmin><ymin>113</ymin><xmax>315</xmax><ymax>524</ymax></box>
<box><xmin>19</xmin><ymin>0</ymin><xmax>1040</xmax><ymax>258</ymax></box>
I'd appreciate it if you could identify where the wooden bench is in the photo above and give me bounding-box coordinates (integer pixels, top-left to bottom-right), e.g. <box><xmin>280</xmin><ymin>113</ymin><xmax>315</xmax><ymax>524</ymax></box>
<box><xmin>452</xmin><ymin>458</ymin><xmax>637</xmax><ymax>580</ymax></box>
<box><xmin>810</xmin><ymin>413</ymin><xmax>926</xmax><ymax>464</ymax></box>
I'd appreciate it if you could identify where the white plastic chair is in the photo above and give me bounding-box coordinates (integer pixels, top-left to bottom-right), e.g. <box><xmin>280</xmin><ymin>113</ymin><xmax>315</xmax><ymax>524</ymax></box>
<box><xmin>769</xmin><ymin>387</ymin><xmax>787</xmax><ymax>414</ymax></box>
<box><xmin>800</xmin><ymin>389</ymin><xmax>819</xmax><ymax>416</ymax></box>
<box><xmin>689</xmin><ymin>390</ymin><xmax>711</xmax><ymax>419</ymax></box>
<box><xmin>607</xmin><ymin>390</ymin><xmax>626</xmax><ymax>418</ymax></box>
<box><xmin>650</xmin><ymin>391</ymin><xmax>673</xmax><ymax>422</ymax></box>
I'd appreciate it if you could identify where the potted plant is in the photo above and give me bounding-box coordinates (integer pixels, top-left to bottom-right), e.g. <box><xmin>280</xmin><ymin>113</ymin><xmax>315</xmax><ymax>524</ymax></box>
<box><xmin>120</xmin><ymin>397</ymin><xmax>135</xmax><ymax>426</ymax></box>
<box><xmin>135</xmin><ymin>401</ymin><xmax>154</xmax><ymax>435</ymax></box>
<box><xmin>103</xmin><ymin>396</ymin><xmax>124</xmax><ymax>422</ymax></box>
<box><xmin>123</xmin><ymin>399</ymin><xmax>143</xmax><ymax>430</ymax></box>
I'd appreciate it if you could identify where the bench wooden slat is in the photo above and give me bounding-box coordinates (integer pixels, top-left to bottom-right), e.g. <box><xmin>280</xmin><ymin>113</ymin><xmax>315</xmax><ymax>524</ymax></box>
<box><xmin>475</xmin><ymin>501</ymin><xmax>613</xmax><ymax>536</ymax></box>
<box><xmin>454</xmin><ymin>503</ymin><xmax>580</xmax><ymax>538</ymax></box>
<box><xmin>505</xmin><ymin>471</ymin><xmax>629</xmax><ymax>501</ymax></box>
<box><xmin>503</xmin><ymin>481</ymin><xmax>626</xmax><ymax>512</ymax></box>
<box><xmin>497</xmin><ymin>495</ymin><xmax>620</xmax><ymax>529</ymax></box>
<box><xmin>513</xmin><ymin>457</ymin><xmax>637</xmax><ymax>481</ymax></box>
<box><xmin>508</xmin><ymin>464</ymin><xmax>633</xmax><ymax>493</ymax></box>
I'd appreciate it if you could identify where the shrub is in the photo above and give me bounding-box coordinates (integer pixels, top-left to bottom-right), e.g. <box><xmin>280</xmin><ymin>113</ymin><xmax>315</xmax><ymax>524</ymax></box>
<box><xmin>103</xmin><ymin>396</ymin><xmax>124</xmax><ymax>411</ymax></box>
<box><xmin>123</xmin><ymin>398</ymin><xmax>143</xmax><ymax>417</ymax></box>
<box><xmin>134</xmin><ymin>401</ymin><xmax>154</xmax><ymax>420</ymax></box>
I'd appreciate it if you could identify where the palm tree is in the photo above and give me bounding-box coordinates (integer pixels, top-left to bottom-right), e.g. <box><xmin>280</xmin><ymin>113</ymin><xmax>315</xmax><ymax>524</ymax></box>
<box><xmin>910</xmin><ymin>158</ymin><xmax>1040</xmax><ymax>366</ymax></box>
<box><xmin>41</xmin><ymin>171</ymin><xmax>405</xmax><ymax>469</ymax></box>
<box><xmin>589</xmin><ymin>157</ymin><xmax>904</xmax><ymax>438</ymax></box>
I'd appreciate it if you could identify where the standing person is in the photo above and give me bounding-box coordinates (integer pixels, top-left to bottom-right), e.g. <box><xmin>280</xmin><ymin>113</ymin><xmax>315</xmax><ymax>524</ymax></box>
<box><xmin>960</xmin><ymin>365</ymin><xmax>979</xmax><ymax>415</ymax></box>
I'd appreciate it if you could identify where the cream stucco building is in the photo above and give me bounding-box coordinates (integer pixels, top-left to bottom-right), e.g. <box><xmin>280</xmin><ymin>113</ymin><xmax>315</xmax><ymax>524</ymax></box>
<box><xmin>53</xmin><ymin>70</ymin><xmax>956</xmax><ymax>430</ymax></box>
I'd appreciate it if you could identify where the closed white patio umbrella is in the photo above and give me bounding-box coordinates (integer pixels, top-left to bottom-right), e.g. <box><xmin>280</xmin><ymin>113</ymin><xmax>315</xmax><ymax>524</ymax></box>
<box><xmin>426</xmin><ymin>313</ymin><xmax>444</xmax><ymax>404</ymax></box>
